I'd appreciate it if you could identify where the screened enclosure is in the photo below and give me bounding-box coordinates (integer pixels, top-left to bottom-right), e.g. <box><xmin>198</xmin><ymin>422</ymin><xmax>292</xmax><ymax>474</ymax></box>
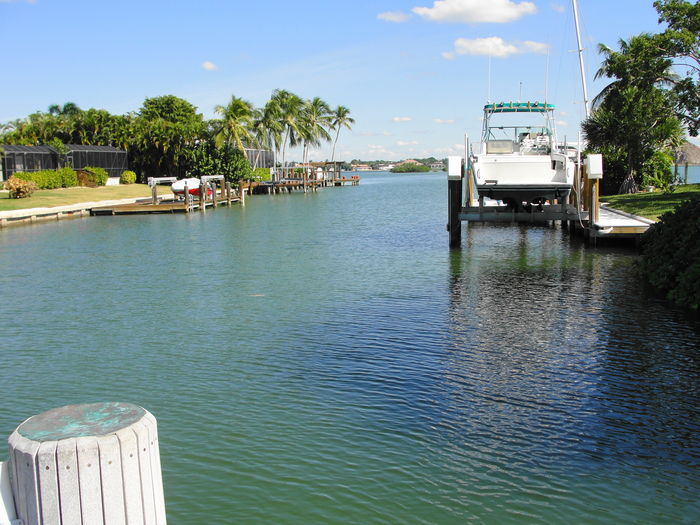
<box><xmin>0</xmin><ymin>145</ymin><xmax>58</xmax><ymax>181</ymax></box>
<box><xmin>1</xmin><ymin>144</ymin><xmax>128</xmax><ymax>181</ymax></box>
<box><xmin>66</xmin><ymin>145</ymin><xmax>127</xmax><ymax>178</ymax></box>
<box><xmin>244</xmin><ymin>148</ymin><xmax>274</xmax><ymax>169</ymax></box>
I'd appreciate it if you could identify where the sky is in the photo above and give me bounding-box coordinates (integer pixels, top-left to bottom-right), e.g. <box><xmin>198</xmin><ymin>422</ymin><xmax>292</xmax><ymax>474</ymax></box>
<box><xmin>0</xmin><ymin>0</ymin><xmax>680</xmax><ymax>161</ymax></box>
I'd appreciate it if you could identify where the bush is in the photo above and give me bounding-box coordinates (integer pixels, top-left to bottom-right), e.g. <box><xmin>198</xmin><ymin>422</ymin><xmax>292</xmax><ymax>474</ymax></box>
<box><xmin>641</xmin><ymin>150</ymin><xmax>675</xmax><ymax>192</ymax></box>
<box><xmin>57</xmin><ymin>167</ymin><xmax>78</xmax><ymax>187</ymax></box>
<box><xmin>4</xmin><ymin>176</ymin><xmax>37</xmax><ymax>198</ymax></box>
<box><xmin>640</xmin><ymin>197</ymin><xmax>700</xmax><ymax>309</ymax></box>
<box><xmin>82</xmin><ymin>166</ymin><xmax>108</xmax><ymax>186</ymax></box>
<box><xmin>120</xmin><ymin>170</ymin><xmax>137</xmax><ymax>184</ymax></box>
<box><xmin>14</xmin><ymin>168</ymin><xmax>77</xmax><ymax>189</ymax></box>
<box><xmin>252</xmin><ymin>167</ymin><xmax>271</xmax><ymax>181</ymax></box>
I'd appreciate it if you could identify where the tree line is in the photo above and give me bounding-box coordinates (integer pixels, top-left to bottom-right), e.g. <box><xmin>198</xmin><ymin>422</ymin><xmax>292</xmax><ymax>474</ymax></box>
<box><xmin>583</xmin><ymin>0</ymin><xmax>698</xmax><ymax>194</ymax></box>
<box><xmin>0</xmin><ymin>91</ymin><xmax>354</xmax><ymax>183</ymax></box>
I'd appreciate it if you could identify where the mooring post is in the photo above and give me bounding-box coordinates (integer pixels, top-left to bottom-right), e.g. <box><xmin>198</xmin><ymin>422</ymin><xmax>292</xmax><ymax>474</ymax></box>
<box><xmin>151</xmin><ymin>184</ymin><xmax>157</xmax><ymax>205</ymax></box>
<box><xmin>447</xmin><ymin>156</ymin><xmax>463</xmax><ymax>248</ymax></box>
<box><xmin>212</xmin><ymin>182</ymin><xmax>218</xmax><ymax>208</ymax></box>
<box><xmin>3</xmin><ymin>402</ymin><xmax>167</xmax><ymax>525</ymax></box>
<box><xmin>240</xmin><ymin>184</ymin><xmax>246</xmax><ymax>206</ymax></box>
<box><xmin>183</xmin><ymin>182</ymin><xmax>189</xmax><ymax>212</ymax></box>
<box><xmin>199</xmin><ymin>181</ymin><xmax>205</xmax><ymax>212</ymax></box>
<box><xmin>226</xmin><ymin>181</ymin><xmax>232</xmax><ymax>205</ymax></box>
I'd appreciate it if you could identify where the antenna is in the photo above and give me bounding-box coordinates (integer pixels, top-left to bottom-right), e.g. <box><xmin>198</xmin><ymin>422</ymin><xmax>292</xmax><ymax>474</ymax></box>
<box><xmin>487</xmin><ymin>54</ymin><xmax>492</xmax><ymax>103</ymax></box>
<box><xmin>545</xmin><ymin>49</ymin><xmax>550</xmax><ymax>103</ymax></box>
<box><xmin>519</xmin><ymin>82</ymin><xmax>523</xmax><ymax>102</ymax></box>
<box><xmin>572</xmin><ymin>0</ymin><xmax>590</xmax><ymax>118</ymax></box>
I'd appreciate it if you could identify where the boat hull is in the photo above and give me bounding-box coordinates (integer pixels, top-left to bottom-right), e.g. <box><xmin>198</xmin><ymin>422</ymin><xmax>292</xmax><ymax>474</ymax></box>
<box><xmin>170</xmin><ymin>178</ymin><xmax>212</xmax><ymax>196</ymax></box>
<box><xmin>471</xmin><ymin>153</ymin><xmax>574</xmax><ymax>204</ymax></box>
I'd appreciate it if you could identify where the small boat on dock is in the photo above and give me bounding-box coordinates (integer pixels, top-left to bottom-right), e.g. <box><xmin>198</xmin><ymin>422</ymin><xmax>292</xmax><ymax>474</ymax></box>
<box><xmin>171</xmin><ymin>177</ymin><xmax>212</xmax><ymax>196</ymax></box>
<box><xmin>470</xmin><ymin>101</ymin><xmax>574</xmax><ymax>209</ymax></box>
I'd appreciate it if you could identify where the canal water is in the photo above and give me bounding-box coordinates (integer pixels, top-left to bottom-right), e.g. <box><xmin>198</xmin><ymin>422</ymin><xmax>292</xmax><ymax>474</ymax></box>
<box><xmin>1</xmin><ymin>172</ymin><xmax>699</xmax><ymax>524</ymax></box>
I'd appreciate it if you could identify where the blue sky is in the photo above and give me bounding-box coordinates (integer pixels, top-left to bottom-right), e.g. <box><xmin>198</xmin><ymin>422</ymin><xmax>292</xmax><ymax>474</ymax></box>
<box><xmin>0</xmin><ymin>0</ymin><xmax>674</xmax><ymax>161</ymax></box>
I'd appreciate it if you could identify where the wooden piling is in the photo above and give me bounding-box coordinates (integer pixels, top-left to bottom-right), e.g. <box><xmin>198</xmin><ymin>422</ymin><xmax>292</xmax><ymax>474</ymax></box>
<box><xmin>447</xmin><ymin>158</ymin><xmax>464</xmax><ymax>248</ymax></box>
<box><xmin>226</xmin><ymin>182</ymin><xmax>232</xmax><ymax>205</ymax></box>
<box><xmin>7</xmin><ymin>402</ymin><xmax>166</xmax><ymax>525</ymax></box>
<box><xmin>151</xmin><ymin>185</ymin><xmax>158</xmax><ymax>205</ymax></box>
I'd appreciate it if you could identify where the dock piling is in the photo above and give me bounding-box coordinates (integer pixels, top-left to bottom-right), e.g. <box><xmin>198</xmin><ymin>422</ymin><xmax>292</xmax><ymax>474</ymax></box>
<box><xmin>4</xmin><ymin>402</ymin><xmax>166</xmax><ymax>525</ymax></box>
<box><xmin>447</xmin><ymin>156</ymin><xmax>464</xmax><ymax>248</ymax></box>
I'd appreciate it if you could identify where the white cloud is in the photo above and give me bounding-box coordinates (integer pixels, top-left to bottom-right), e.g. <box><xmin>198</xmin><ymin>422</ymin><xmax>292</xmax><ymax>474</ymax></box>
<box><xmin>397</xmin><ymin>140</ymin><xmax>419</xmax><ymax>146</ymax></box>
<box><xmin>377</xmin><ymin>11</ymin><xmax>410</xmax><ymax>23</ymax></box>
<box><xmin>556</xmin><ymin>120</ymin><xmax>568</xmax><ymax>127</ymax></box>
<box><xmin>392</xmin><ymin>116</ymin><xmax>413</xmax><ymax>122</ymax></box>
<box><xmin>201</xmin><ymin>61</ymin><xmax>218</xmax><ymax>71</ymax></box>
<box><xmin>550</xmin><ymin>3</ymin><xmax>565</xmax><ymax>13</ymax></box>
<box><xmin>442</xmin><ymin>51</ymin><xmax>456</xmax><ymax>60</ymax></box>
<box><xmin>412</xmin><ymin>0</ymin><xmax>537</xmax><ymax>24</ymax></box>
<box><xmin>434</xmin><ymin>118</ymin><xmax>455</xmax><ymax>124</ymax></box>
<box><xmin>445</xmin><ymin>36</ymin><xmax>549</xmax><ymax>58</ymax></box>
<box><xmin>521</xmin><ymin>40</ymin><xmax>549</xmax><ymax>54</ymax></box>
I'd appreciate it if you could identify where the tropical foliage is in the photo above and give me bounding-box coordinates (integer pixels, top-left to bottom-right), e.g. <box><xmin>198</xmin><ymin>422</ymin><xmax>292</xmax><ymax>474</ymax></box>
<box><xmin>391</xmin><ymin>162</ymin><xmax>430</xmax><ymax>173</ymax></box>
<box><xmin>640</xmin><ymin>196</ymin><xmax>700</xmax><ymax>309</ymax></box>
<box><xmin>1</xmin><ymin>92</ymin><xmax>353</xmax><ymax>184</ymax></box>
<box><xmin>583</xmin><ymin>0</ymin><xmax>695</xmax><ymax>194</ymax></box>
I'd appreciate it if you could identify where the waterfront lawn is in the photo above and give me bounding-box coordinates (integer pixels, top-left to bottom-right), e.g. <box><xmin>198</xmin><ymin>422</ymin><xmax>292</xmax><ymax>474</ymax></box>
<box><xmin>601</xmin><ymin>184</ymin><xmax>700</xmax><ymax>221</ymax></box>
<box><xmin>0</xmin><ymin>185</ymin><xmax>169</xmax><ymax>212</ymax></box>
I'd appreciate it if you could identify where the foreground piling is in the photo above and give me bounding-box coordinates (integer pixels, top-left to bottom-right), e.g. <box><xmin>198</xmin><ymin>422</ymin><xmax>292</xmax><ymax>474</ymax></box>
<box><xmin>6</xmin><ymin>402</ymin><xmax>166</xmax><ymax>525</ymax></box>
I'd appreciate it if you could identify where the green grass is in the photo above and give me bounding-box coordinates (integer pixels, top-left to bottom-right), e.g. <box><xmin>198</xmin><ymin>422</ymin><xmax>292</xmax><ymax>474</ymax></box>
<box><xmin>601</xmin><ymin>184</ymin><xmax>700</xmax><ymax>221</ymax></box>
<box><xmin>0</xmin><ymin>184</ymin><xmax>171</xmax><ymax>212</ymax></box>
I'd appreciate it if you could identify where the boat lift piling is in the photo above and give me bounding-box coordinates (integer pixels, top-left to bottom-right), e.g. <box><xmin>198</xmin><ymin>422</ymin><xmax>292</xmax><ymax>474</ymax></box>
<box><xmin>447</xmin><ymin>155</ymin><xmax>464</xmax><ymax>248</ymax></box>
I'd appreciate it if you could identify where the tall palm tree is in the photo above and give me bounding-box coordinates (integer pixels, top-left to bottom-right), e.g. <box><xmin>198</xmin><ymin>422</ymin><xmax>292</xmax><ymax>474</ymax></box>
<box><xmin>48</xmin><ymin>102</ymin><xmax>81</xmax><ymax>117</ymax></box>
<box><xmin>271</xmin><ymin>89</ymin><xmax>304</xmax><ymax>178</ymax></box>
<box><xmin>330</xmin><ymin>106</ymin><xmax>354</xmax><ymax>165</ymax></box>
<box><xmin>254</xmin><ymin>99</ymin><xmax>283</xmax><ymax>172</ymax></box>
<box><xmin>213</xmin><ymin>96</ymin><xmax>256</xmax><ymax>151</ymax></box>
<box><xmin>300</xmin><ymin>97</ymin><xmax>332</xmax><ymax>167</ymax></box>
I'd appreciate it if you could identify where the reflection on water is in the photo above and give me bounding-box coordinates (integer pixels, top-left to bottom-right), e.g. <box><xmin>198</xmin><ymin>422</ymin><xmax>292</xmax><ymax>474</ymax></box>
<box><xmin>0</xmin><ymin>173</ymin><xmax>699</xmax><ymax>523</ymax></box>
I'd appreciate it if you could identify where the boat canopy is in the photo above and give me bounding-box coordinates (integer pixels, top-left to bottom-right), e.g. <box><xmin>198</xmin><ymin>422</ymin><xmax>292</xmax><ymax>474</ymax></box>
<box><xmin>484</xmin><ymin>102</ymin><xmax>555</xmax><ymax>113</ymax></box>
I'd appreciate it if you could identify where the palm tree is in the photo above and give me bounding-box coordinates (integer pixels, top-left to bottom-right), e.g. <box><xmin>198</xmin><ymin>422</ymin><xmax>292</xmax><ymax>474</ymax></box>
<box><xmin>213</xmin><ymin>96</ymin><xmax>256</xmax><ymax>151</ymax></box>
<box><xmin>299</xmin><ymin>97</ymin><xmax>332</xmax><ymax>168</ymax></box>
<box><xmin>271</xmin><ymin>89</ymin><xmax>304</xmax><ymax>179</ymax></box>
<box><xmin>48</xmin><ymin>102</ymin><xmax>81</xmax><ymax>117</ymax></box>
<box><xmin>253</xmin><ymin>100</ymin><xmax>283</xmax><ymax>173</ymax></box>
<box><xmin>330</xmin><ymin>105</ymin><xmax>354</xmax><ymax>166</ymax></box>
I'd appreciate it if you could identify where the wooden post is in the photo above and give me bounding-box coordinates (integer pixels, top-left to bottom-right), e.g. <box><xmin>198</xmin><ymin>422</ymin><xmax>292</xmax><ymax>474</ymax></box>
<box><xmin>685</xmin><ymin>162</ymin><xmax>689</xmax><ymax>184</ymax></box>
<box><xmin>7</xmin><ymin>402</ymin><xmax>166</xmax><ymax>525</ymax></box>
<box><xmin>199</xmin><ymin>181</ymin><xmax>205</xmax><ymax>212</ymax></box>
<box><xmin>183</xmin><ymin>183</ymin><xmax>189</xmax><ymax>212</ymax></box>
<box><xmin>151</xmin><ymin>184</ymin><xmax>157</xmax><ymax>205</ymax></box>
<box><xmin>212</xmin><ymin>182</ymin><xmax>217</xmax><ymax>208</ymax></box>
<box><xmin>240</xmin><ymin>184</ymin><xmax>246</xmax><ymax>206</ymax></box>
<box><xmin>447</xmin><ymin>160</ymin><xmax>463</xmax><ymax>248</ymax></box>
<box><xmin>226</xmin><ymin>181</ymin><xmax>232</xmax><ymax>205</ymax></box>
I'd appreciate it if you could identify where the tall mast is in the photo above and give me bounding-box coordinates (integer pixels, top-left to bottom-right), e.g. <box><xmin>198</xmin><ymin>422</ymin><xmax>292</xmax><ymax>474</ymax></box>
<box><xmin>572</xmin><ymin>0</ymin><xmax>590</xmax><ymax>118</ymax></box>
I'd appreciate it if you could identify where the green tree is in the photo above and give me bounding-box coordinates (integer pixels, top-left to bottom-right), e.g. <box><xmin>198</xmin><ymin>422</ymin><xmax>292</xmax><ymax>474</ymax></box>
<box><xmin>330</xmin><ymin>105</ymin><xmax>354</xmax><ymax>165</ymax></box>
<box><xmin>271</xmin><ymin>89</ymin><xmax>304</xmax><ymax>178</ymax></box>
<box><xmin>299</xmin><ymin>97</ymin><xmax>332</xmax><ymax>166</ymax></box>
<box><xmin>213</xmin><ymin>96</ymin><xmax>256</xmax><ymax>151</ymax></box>
<box><xmin>139</xmin><ymin>95</ymin><xmax>201</xmax><ymax>124</ymax></box>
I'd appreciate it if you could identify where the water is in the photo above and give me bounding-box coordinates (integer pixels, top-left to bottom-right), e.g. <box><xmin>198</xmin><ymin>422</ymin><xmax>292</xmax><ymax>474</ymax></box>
<box><xmin>1</xmin><ymin>172</ymin><xmax>699</xmax><ymax>524</ymax></box>
<box><xmin>678</xmin><ymin>164</ymin><xmax>700</xmax><ymax>184</ymax></box>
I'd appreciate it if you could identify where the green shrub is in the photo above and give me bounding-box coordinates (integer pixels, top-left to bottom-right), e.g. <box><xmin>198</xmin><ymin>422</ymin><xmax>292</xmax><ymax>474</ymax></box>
<box><xmin>640</xmin><ymin>197</ymin><xmax>700</xmax><ymax>309</ymax></box>
<box><xmin>252</xmin><ymin>167</ymin><xmax>271</xmax><ymax>181</ymax></box>
<box><xmin>14</xmin><ymin>168</ymin><xmax>77</xmax><ymax>189</ymax></box>
<box><xmin>57</xmin><ymin>167</ymin><xmax>78</xmax><ymax>187</ymax></box>
<box><xmin>120</xmin><ymin>170</ymin><xmax>137</xmax><ymax>184</ymax></box>
<box><xmin>641</xmin><ymin>150</ymin><xmax>675</xmax><ymax>192</ymax></box>
<box><xmin>4</xmin><ymin>176</ymin><xmax>37</xmax><ymax>198</ymax></box>
<box><xmin>83</xmin><ymin>166</ymin><xmax>108</xmax><ymax>186</ymax></box>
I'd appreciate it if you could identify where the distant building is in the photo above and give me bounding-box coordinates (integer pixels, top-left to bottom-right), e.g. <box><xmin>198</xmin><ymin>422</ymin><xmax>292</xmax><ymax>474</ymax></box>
<box><xmin>352</xmin><ymin>164</ymin><xmax>373</xmax><ymax>171</ymax></box>
<box><xmin>430</xmin><ymin>161</ymin><xmax>445</xmax><ymax>170</ymax></box>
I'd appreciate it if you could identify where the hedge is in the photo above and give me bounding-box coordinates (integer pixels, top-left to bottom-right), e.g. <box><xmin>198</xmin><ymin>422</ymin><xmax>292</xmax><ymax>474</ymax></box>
<box><xmin>640</xmin><ymin>197</ymin><xmax>700</xmax><ymax>309</ymax></box>
<box><xmin>14</xmin><ymin>167</ymin><xmax>78</xmax><ymax>189</ymax></box>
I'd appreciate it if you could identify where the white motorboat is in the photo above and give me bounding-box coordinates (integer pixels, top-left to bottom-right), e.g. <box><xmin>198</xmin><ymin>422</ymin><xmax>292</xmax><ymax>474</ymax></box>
<box><xmin>470</xmin><ymin>101</ymin><xmax>574</xmax><ymax>209</ymax></box>
<box><xmin>170</xmin><ymin>177</ymin><xmax>211</xmax><ymax>196</ymax></box>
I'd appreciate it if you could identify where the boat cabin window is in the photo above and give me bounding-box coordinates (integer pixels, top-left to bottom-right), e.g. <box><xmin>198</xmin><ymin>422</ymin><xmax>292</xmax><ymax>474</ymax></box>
<box><xmin>486</xmin><ymin>140</ymin><xmax>514</xmax><ymax>154</ymax></box>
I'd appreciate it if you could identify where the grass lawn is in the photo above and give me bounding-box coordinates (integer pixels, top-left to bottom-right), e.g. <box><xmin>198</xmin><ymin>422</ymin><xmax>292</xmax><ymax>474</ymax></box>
<box><xmin>0</xmin><ymin>184</ymin><xmax>172</xmax><ymax>212</ymax></box>
<box><xmin>601</xmin><ymin>184</ymin><xmax>700</xmax><ymax>221</ymax></box>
